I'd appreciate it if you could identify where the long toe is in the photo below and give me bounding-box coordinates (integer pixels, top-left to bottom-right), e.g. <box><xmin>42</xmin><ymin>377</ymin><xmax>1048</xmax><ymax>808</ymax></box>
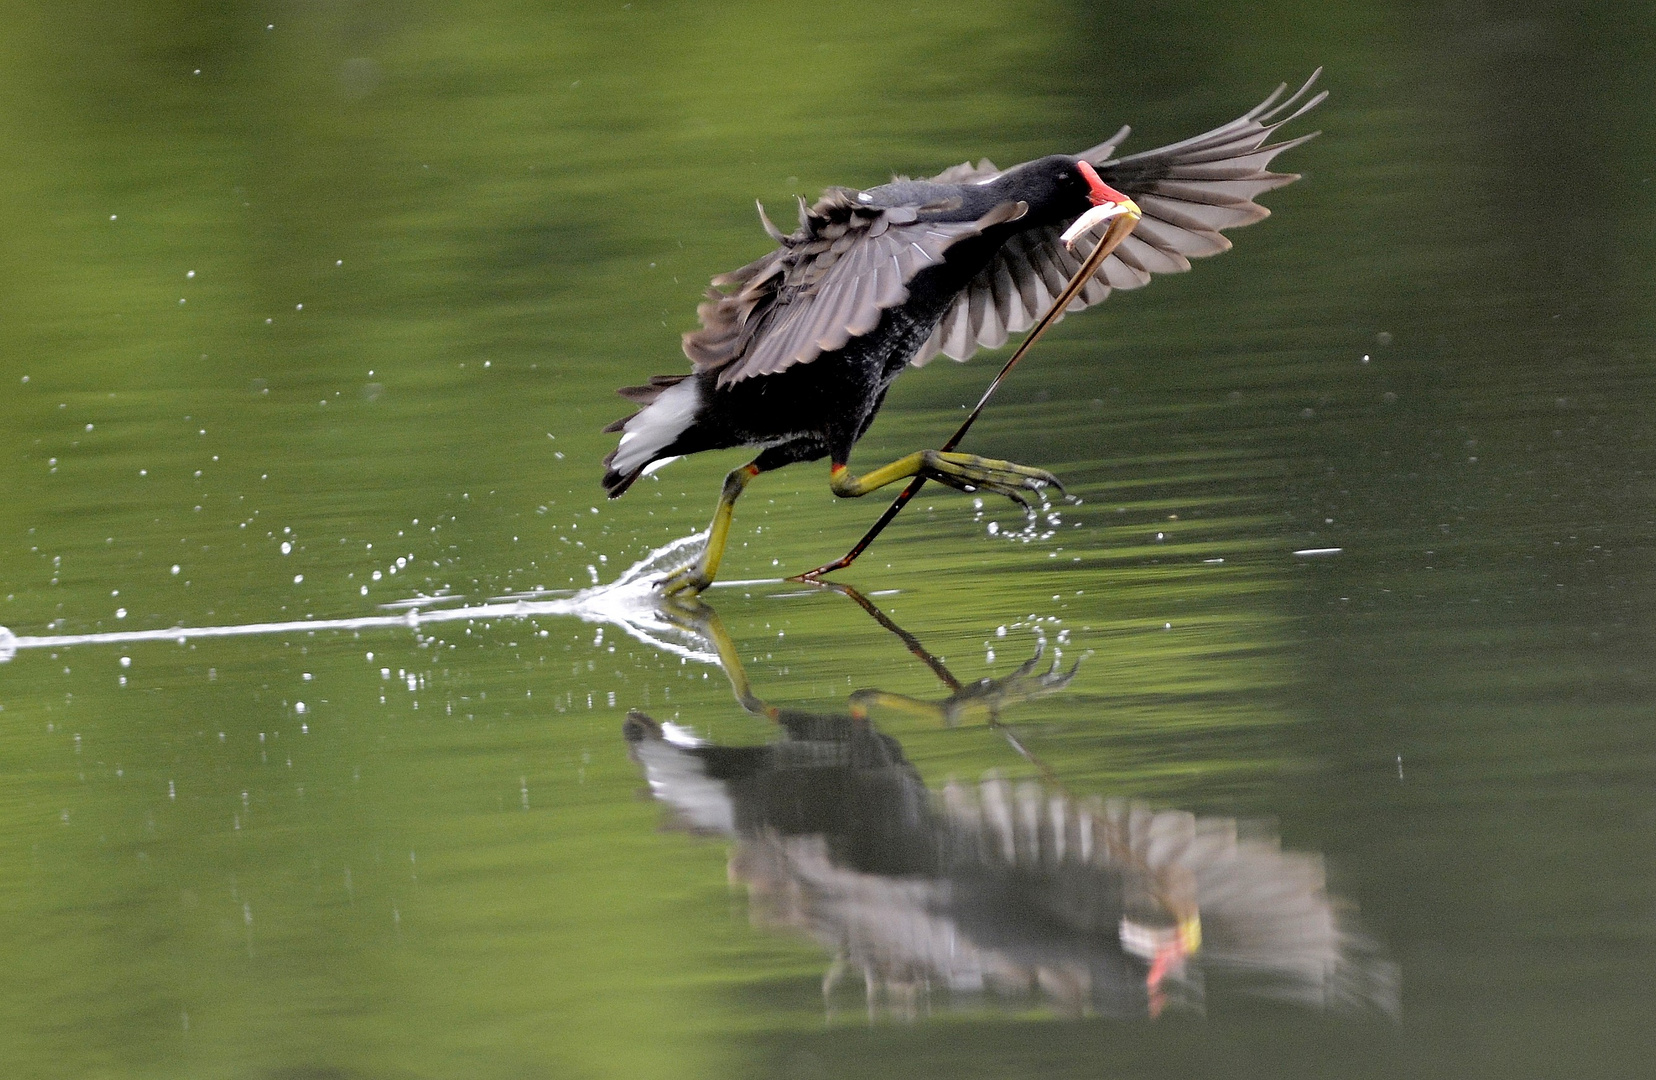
<box><xmin>659</xmin><ymin>563</ymin><xmax>711</xmax><ymax>597</ymax></box>
<box><xmin>945</xmin><ymin>452</ymin><xmax>1062</xmax><ymax>489</ymax></box>
<box><xmin>991</xmin><ymin>482</ymin><xmax>1038</xmax><ymax>517</ymax></box>
<box><xmin>924</xmin><ymin>451</ymin><xmax>1064</xmax><ymax>511</ymax></box>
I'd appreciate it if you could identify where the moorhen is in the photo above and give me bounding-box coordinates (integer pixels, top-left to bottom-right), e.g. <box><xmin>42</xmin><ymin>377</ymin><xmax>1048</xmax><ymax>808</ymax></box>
<box><xmin>602</xmin><ymin>72</ymin><xmax>1325</xmax><ymax>593</ymax></box>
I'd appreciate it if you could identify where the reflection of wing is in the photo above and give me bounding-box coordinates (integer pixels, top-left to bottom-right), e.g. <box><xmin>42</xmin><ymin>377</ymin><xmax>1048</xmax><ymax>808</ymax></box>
<box><xmin>684</xmin><ymin>193</ymin><xmax>1026</xmax><ymax>388</ymax></box>
<box><xmin>912</xmin><ymin>70</ymin><xmax>1326</xmax><ymax>366</ymax></box>
<box><xmin>933</xmin><ymin>781</ymin><xmax>1399</xmax><ymax>1015</ymax></box>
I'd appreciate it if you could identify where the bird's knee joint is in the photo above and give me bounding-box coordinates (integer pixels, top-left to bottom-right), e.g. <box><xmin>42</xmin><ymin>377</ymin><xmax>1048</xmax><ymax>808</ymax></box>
<box><xmin>828</xmin><ymin>463</ymin><xmax>859</xmax><ymax>498</ymax></box>
<box><xmin>722</xmin><ymin>463</ymin><xmax>760</xmax><ymax>495</ymax></box>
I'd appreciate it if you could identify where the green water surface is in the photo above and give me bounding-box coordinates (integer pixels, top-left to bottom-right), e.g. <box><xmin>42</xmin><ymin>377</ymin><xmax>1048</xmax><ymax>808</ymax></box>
<box><xmin>3</xmin><ymin>2</ymin><xmax>1654</xmax><ymax>1077</ymax></box>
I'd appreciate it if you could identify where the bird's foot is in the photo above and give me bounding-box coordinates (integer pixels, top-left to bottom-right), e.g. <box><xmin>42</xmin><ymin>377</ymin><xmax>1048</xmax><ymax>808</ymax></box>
<box><xmin>918</xmin><ymin>450</ymin><xmax>1067</xmax><ymax>517</ymax></box>
<box><xmin>658</xmin><ymin>559</ymin><xmax>713</xmax><ymax>598</ymax></box>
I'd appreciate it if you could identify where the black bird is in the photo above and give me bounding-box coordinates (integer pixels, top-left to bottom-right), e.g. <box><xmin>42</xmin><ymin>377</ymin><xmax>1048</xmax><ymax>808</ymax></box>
<box><xmin>603</xmin><ymin>73</ymin><xmax>1325</xmax><ymax>594</ymax></box>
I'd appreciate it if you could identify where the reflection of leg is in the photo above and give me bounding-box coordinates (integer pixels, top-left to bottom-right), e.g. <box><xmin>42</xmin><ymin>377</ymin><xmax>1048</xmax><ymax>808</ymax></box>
<box><xmin>657</xmin><ymin>599</ymin><xmax>776</xmax><ymax>721</ymax></box>
<box><xmin>848</xmin><ymin>645</ymin><xmax>1076</xmax><ymax>727</ymax></box>
<box><xmin>828</xmin><ymin>450</ymin><xmax>1063</xmax><ymax>514</ymax></box>
<box><xmin>847</xmin><ymin>689</ymin><xmax>947</xmax><ymax>724</ymax></box>
<box><xmin>822</xmin><ymin>950</ymin><xmax>847</xmax><ymax>997</ymax></box>
<box><xmin>660</xmin><ymin>461</ymin><xmax>761</xmax><ymax>596</ymax></box>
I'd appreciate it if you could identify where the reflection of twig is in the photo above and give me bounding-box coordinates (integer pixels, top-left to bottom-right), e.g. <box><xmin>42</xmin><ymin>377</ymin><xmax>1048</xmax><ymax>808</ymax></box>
<box><xmin>657</xmin><ymin>581</ymin><xmax>1075</xmax><ymax>792</ymax></box>
<box><xmin>822</xmin><ymin>580</ymin><xmax>1073</xmax><ymax>796</ymax></box>
<box><xmin>991</xmin><ymin>721</ymin><xmax>1066</xmax><ymax>794</ymax></box>
<box><xmin>798</xmin><ymin>579</ymin><xmax>962</xmax><ymax>691</ymax></box>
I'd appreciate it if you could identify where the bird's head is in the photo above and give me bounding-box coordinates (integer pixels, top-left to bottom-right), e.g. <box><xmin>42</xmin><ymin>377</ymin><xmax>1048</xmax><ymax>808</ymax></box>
<box><xmin>1001</xmin><ymin>155</ymin><xmax>1134</xmax><ymax>219</ymax></box>
<box><xmin>1061</xmin><ymin>159</ymin><xmax>1140</xmax><ymax>250</ymax></box>
<box><xmin>999</xmin><ymin>156</ymin><xmax>1140</xmax><ymax>249</ymax></box>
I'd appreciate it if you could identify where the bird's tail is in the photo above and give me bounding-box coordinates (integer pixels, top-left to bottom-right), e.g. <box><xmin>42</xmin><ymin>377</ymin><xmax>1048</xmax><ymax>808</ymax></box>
<box><xmin>600</xmin><ymin>374</ymin><xmax>700</xmax><ymax>497</ymax></box>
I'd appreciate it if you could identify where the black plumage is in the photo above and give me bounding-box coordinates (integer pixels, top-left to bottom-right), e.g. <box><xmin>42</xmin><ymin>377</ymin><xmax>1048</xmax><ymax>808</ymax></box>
<box><xmin>603</xmin><ymin>73</ymin><xmax>1323</xmax><ymax>498</ymax></box>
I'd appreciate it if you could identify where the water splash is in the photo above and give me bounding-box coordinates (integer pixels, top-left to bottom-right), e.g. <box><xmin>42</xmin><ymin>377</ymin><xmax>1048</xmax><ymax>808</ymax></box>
<box><xmin>0</xmin><ymin>532</ymin><xmax>767</xmax><ymax>665</ymax></box>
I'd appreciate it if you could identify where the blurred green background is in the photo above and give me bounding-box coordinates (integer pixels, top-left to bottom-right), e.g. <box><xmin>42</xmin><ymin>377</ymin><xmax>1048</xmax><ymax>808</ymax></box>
<box><xmin>2</xmin><ymin>1</ymin><xmax>1655</xmax><ymax>1077</ymax></box>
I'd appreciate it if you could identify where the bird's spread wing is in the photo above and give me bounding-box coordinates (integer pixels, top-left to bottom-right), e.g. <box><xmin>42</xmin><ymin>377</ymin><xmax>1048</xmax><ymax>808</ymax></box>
<box><xmin>912</xmin><ymin>69</ymin><xmax>1326</xmax><ymax>367</ymax></box>
<box><xmin>684</xmin><ymin>191</ymin><xmax>1026</xmax><ymax>388</ymax></box>
<box><xmin>925</xmin><ymin>157</ymin><xmax>1002</xmax><ymax>185</ymax></box>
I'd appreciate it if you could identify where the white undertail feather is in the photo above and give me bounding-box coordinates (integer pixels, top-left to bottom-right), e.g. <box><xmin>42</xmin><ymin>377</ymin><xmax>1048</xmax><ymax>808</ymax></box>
<box><xmin>610</xmin><ymin>378</ymin><xmax>701</xmax><ymax>477</ymax></box>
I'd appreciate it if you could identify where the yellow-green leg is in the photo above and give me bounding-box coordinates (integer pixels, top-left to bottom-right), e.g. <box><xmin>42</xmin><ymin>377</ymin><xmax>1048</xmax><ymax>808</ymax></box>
<box><xmin>829</xmin><ymin>450</ymin><xmax>1063</xmax><ymax>513</ymax></box>
<box><xmin>660</xmin><ymin>461</ymin><xmax>761</xmax><ymax>596</ymax></box>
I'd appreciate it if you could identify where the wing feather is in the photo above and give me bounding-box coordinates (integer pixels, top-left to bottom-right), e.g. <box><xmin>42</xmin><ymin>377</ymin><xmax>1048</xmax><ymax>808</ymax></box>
<box><xmin>689</xmin><ymin>193</ymin><xmax>1023</xmax><ymax>387</ymax></box>
<box><xmin>941</xmin><ymin>292</ymin><xmax>975</xmax><ymax>360</ymax></box>
<box><xmin>992</xmin><ymin>256</ymin><xmax>1029</xmax><ymax>335</ymax></box>
<box><xmin>1117</xmin><ymin>233</ymin><xmax>1189</xmax><ymax>276</ymax></box>
<box><xmin>1100</xmin><ymin>254</ymin><xmax>1148</xmax><ymax>290</ymax></box>
<box><xmin>924</xmin><ymin>157</ymin><xmax>1002</xmax><ymax>185</ymax></box>
<box><xmin>841</xmin><ymin>244</ymin><xmax>882</xmax><ymax>338</ymax></box>
<box><xmin>981</xmin><ymin>274</ymin><xmax>1008</xmax><ymax>350</ymax></box>
<box><xmin>921</xmin><ymin>70</ymin><xmax>1322</xmax><ymax>365</ymax></box>
<box><xmin>911</xmin><ymin>322</ymin><xmax>946</xmax><ymax>367</ymax></box>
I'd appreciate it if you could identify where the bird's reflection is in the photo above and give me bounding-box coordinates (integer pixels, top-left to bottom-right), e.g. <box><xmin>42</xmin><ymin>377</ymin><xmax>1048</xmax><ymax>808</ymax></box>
<box><xmin>624</xmin><ymin>589</ymin><xmax>1397</xmax><ymax>1020</ymax></box>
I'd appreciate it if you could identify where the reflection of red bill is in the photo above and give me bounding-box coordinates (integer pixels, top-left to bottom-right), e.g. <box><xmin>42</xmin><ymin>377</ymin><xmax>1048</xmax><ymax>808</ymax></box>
<box><xmin>1122</xmin><ymin>912</ymin><xmax>1202</xmax><ymax>1017</ymax></box>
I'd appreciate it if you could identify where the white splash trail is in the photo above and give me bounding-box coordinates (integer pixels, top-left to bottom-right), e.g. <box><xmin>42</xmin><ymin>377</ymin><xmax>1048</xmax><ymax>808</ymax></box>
<box><xmin>0</xmin><ymin>532</ymin><xmax>786</xmax><ymax>665</ymax></box>
<box><xmin>2</xmin><ymin>601</ymin><xmax>574</xmax><ymax>654</ymax></box>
